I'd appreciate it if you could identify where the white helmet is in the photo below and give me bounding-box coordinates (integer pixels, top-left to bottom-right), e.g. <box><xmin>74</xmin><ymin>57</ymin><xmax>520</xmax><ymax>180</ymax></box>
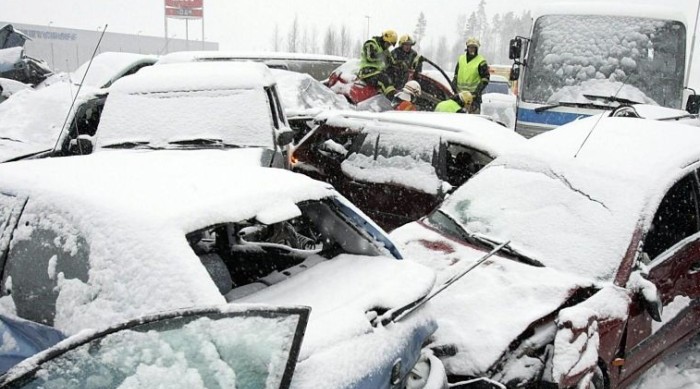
<box><xmin>402</xmin><ymin>80</ymin><xmax>422</xmax><ymax>97</ymax></box>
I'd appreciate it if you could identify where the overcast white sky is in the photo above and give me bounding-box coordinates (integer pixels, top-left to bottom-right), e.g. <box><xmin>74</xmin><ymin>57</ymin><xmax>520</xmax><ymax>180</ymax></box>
<box><xmin>2</xmin><ymin>0</ymin><xmax>549</xmax><ymax>51</ymax></box>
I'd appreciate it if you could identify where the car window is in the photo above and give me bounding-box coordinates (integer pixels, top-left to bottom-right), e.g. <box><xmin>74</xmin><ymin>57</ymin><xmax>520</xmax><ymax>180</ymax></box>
<box><xmin>265</xmin><ymin>87</ymin><xmax>281</xmax><ymax>130</ymax></box>
<box><xmin>485</xmin><ymin>81</ymin><xmax>510</xmax><ymax>95</ymax></box>
<box><xmin>186</xmin><ymin>199</ymin><xmax>385</xmax><ymax>301</ymax></box>
<box><xmin>340</xmin><ymin>129</ymin><xmax>443</xmax><ymax>194</ymax></box>
<box><xmin>4</xmin><ymin>307</ymin><xmax>308</xmax><ymax>389</ymax></box>
<box><xmin>443</xmin><ymin>143</ymin><xmax>494</xmax><ymax>188</ymax></box>
<box><xmin>2</xmin><ymin>202</ymin><xmax>90</xmax><ymax>326</ymax></box>
<box><xmin>644</xmin><ymin>174</ymin><xmax>700</xmax><ymax>260</ymax></box>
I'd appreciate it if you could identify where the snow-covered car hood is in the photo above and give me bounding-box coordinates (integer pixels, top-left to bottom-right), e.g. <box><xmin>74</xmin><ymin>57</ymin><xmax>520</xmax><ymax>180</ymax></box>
<box><xmin>390</xmin><ymin>222</ymin><xmax>593</xmax><ymax>376</ymax></box>
<box><xmin>240</xmin><ymin>254</ymin><xmax>437</xmax><ymax>387</ymax></box>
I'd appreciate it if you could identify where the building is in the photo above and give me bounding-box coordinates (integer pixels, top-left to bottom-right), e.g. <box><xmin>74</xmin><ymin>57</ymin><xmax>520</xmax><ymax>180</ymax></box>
<box><xmin>0</xmin><ymin>22</ymin><xmax>218</xmax><ymax>72</ymax></box>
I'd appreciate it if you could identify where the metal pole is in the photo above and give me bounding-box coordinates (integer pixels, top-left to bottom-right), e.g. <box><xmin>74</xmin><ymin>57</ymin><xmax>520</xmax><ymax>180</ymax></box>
<box><xmin>201</xmin><ymin>3</ymin><xmax>205</xmax><ymax>50</ymax></box>
<box><xmin>685</xmin><ymin>0</ymin><xmax>700</xmax><ymax>86</ymax></box>
<box><xmin>186</xmin><ymin>18</ymin><xmax>190</xmax><ymax>50</ymax></box>
<box><xmin>164</xmin><ymin>0</ymin><xmax>169</xmax><ymax>53</ymax></box>
<box><xmin>137</xmin><ymin>30</ymin><xmax>142</xmax><ymax>54</ymax></box>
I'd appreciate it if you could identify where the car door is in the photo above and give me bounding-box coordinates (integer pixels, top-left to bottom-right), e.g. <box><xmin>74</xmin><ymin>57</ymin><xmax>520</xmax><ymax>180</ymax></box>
<box><xmin>0</xmin><ymin>306</ymin><xmax>310</xmax><ymax>389</ymax></box>
<box><xmin>619</xmin><ymin>172</ymin><xmax>700</xmax><ymax>384</ymax></box>
<box><xmin>338</xmin><ymin>128</ymin><xmax>444</xmax><ymax>231</ymax></box>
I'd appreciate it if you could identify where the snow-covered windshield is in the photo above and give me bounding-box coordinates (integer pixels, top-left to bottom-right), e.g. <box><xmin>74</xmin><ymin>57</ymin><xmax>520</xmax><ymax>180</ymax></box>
<box><xmin>523</xmin><ymin>15</ymin><xmax>686</xmax><ymax>108</ymax></box>
<box><xmin>434</xmin><ymin>162</ymin><xmax>641</xmax><ymax>282</ymax></box>
<box><xmin>95</xmin><ymin>88</ymin><xmax>276</xmax><ymax>149</ymax></box>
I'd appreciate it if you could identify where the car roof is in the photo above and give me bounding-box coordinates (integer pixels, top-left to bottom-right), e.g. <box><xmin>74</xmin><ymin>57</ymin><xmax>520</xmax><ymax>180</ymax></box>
<box><xmin>158</xmin><ymin>50</ymin><xmax>348</xmax><ymax>65</ymax></box>
<box><xmin>0</xmin><ymin>150</ymin><xmax>333</xmax><ymax>224</ymax></box>
<box><xmin>503</xmin><ymin>116</ymin><xmax>700</xmax><ymax>211</ymax></box>
<box><xmin>313</xmin><ymin>110</ymin><xmax>525</xmax><ymax>157</ymax></box>
<box><xmin>110</xmin><ymin>61</ymin><xmax>275</xmax><ymax>94</ymax></box>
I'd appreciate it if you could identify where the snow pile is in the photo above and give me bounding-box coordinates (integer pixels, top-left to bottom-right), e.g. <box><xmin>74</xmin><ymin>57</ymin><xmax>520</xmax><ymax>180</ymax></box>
<box><xmin>630</xmin><ymin>331</ymin><xmax>700</xmax><ymax>389</ymax></box>
<box><xmin>526</xmin><ymin>14</ymin><xmax>683</xmax><ymax>107</ymax></box>
<box><xmin>0</xmin><ymin>47</ymin><xmax>22</xmax><ymax>72</ymax></box>
<box><xmin>71</xmin><ymin>52</ymin><xmax>157</xmax><ymax>89</ymax></box>
<box><xmin>0</xmin><ymin>78</ymin><xmax>29</xmax><ymax>98</ymax></box>
<box><xmin>271</xmin><ymin>69</ymin><xmax>350</xmax><ymax>118</ymax></box>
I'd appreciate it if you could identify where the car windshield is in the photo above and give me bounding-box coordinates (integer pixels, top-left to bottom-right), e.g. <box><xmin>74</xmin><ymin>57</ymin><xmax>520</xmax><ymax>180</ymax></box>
<box><xmin>432</xmin><ymin>163</ymin><xmax>642</xmax><ymax>281</ymax></box>
<box><xmin>5</xmin><ymin>308</ymin><xmax>305</xmax><ymax>389</ymax></box>
<box><xmin>522</xmin><ymin>15</ymin><xmax>686</xmax><ymax>108</ymax></box>
<box><xmin>95</xmin><ymin>88</ymin><xmax>275</xmax><ymax>150</ymax></box>
<box><xmin>484</xmin><ymin>81</ymin><xmax>510</xmax><ymax>95</ymax></box>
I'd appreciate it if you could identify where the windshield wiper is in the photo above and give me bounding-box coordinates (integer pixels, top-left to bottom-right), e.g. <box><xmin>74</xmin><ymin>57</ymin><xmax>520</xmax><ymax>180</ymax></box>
<box><xmin>582</xmin><ymin>94</ymin><xmax>642</xmax><ymax>106</ymax></box>
<box><xmin>101</xmin><ymin>141</ymin><xmax>160</xmax><ymax>150</ymax></box>
<box><xmin>168</xmin><ymin>138</ymin><xmax>243</xmax><ymax>148</ymax></box>
<box><xmin>471</xmin><ymin>233</ymin><xmax>544</xmax><ymax>267</ymax></box>
<box><xmin>534</xmin><ymin>100</ymin><xmax>615</xmax><ymax>113</ymax></box>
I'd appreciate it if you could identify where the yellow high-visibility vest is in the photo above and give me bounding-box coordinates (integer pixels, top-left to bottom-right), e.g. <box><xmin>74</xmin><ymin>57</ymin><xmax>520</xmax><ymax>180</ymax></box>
<box><xmin>456</xmin><ymin>53</ymin><xmax>485</xmax><ymax>93</ymax></box>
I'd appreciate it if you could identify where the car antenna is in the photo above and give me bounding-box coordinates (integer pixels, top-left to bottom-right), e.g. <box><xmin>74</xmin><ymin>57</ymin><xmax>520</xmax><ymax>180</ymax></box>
<box><xmin>376</xmin><ymin>240</ymin><xmax>509</xmax><ymax>326</ymax></box>
<box><xmin>573</xmin><ymin>76</ymin><xmax>629</xmax><ymax>158</ymax></box>
<box><xmin>52</xmin><ymin>24</ymin><xmax>109</xmax><ymax>154</ymax></box>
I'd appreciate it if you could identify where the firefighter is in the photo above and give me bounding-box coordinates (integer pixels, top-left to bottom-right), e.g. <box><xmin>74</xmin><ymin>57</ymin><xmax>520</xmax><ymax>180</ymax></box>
<box><xmin>392</xmin><ymin>80</ymin><xmax>422</xmax><ymax>111</ymax></box>
<box><xmin>389</xmin><ymin>34</ymin><xmax>423</xmax><ymax>89</ymax></box>
<box><xmin>357</xmin><ymin>30</ymin><xmax>398</xmax><ymax>98</ymax></box>
<box><xmin>434</xmin><ymin>91</ymin><xmax>473</xmax><ymax>113</ymax></box>
<box><xmin>453</xmin><ymin>37</ymin><xmax>489</xmax><ymax>113</ymax></box>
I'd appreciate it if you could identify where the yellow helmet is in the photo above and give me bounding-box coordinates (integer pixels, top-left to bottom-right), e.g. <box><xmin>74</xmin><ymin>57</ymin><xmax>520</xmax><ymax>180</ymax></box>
<box><xmin>382</xmin><ymin>30</ymin><xmax>398</xmax><ymax>45</ymax></box>
<box><xmin>458</xmin><ymin>91</ymin><xmax>474</xmax><ymax>106</ymax></box>
<box><xmin>398</xmin><ymin>34</ymin><xmax>415</xmax><ymax>45</ymax></box>
<box><xmin>466</xmin><ymin>37</ymin><xmax>480</xmax><ymax>49</ymax></box>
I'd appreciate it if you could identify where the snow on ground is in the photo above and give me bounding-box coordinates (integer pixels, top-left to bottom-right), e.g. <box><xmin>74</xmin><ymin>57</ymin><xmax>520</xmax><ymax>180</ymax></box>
<box><xmin>630</xmin><ymin>333</ymin><xmax>700</xmax><ymax>389</ymax></box>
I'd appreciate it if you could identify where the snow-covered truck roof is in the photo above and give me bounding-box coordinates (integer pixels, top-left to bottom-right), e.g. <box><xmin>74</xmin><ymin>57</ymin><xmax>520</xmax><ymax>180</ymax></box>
<box><xmin>532</xmin><ymin>1</ymin><xmax>687</xmax><ymax>25</ymax></box>
<box><xmin>158</xmin><ymin>51</ymin><xmax>348</xmax><ymax>65</ymax></box>
<box><xmin>313</xmin><ymin>110</ymin><xmax>526</xmax><ymax>157</ymax></box>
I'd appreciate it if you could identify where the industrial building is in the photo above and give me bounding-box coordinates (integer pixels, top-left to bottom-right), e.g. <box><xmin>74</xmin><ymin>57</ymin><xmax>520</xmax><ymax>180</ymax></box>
<box><xmin>0</xmin><ymin>21</ymin><xmax>218</xmax><ymax>72</ymax></box>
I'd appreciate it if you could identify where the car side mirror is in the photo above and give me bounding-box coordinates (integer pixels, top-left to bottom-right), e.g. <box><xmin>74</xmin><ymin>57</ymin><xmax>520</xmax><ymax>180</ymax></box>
<box><xmin>685</xmin><ymin>93</ymin><xmax>700</xmax><ymax>114</ymax></box>
<box><xmin>508</xmin><ymin>38</ymin><xmax>522</xmax><ymax>60</ymax></box>
<box><xmin>68</xmin><ymin>135</ymin><xmax>94</xmax><ymax>155</ymax></box>
<box><xmin>640</xmin><ymin>282</ymin><xmax>663</xmax><ymax>322</ymax></box>
<box><xmin>509</xmin><ymin>65</ymin><xmax>520</xmax><ymax>81</ymax></box>
<box><xmin>277</xmin><ymin>130</ymin><xmax>295</xmax><ymax>147</ymax></box>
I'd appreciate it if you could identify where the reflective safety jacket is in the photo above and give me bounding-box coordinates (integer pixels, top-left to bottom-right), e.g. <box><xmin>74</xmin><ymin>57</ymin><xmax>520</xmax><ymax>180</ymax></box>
<box><xmin>455</xmin><ymin>53</ymin><xmax>487</xmax><ymax>93</ymax></box>
<box><xmin>359</xmin><ymin>37</ymin><xmax>390</xmax><ymax>78</ymax></box>
<box><xmin>435</xmin><ymin>99</ymin><xmax>464</xmax><ymax>113</ymax></box>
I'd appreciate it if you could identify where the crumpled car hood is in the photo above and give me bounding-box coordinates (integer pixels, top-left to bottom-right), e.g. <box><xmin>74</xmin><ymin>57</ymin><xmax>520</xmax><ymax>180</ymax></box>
<box><xmin>391</xmin><ymin>222</ymin><xmax>594</xmax><ymax>376</ymax></box>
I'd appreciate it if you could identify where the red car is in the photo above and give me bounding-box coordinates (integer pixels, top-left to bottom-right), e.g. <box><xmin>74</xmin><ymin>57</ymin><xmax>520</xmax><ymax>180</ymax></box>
<box><xmin>391</xmin><ymin>116</ymin><xmax>700</xmax><ymax>388</ymax></box>
<box><xmin>291</xmin><ymin>110</ymin><xmax>525</xmax><ymax>231</ymax></box>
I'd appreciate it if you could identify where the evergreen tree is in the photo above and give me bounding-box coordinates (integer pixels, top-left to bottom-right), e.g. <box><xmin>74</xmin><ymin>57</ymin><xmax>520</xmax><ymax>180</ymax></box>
<box><xmin>413</xmin><ymin>12</ymin><xmax>427</xmax><ymax>45</ymax></box>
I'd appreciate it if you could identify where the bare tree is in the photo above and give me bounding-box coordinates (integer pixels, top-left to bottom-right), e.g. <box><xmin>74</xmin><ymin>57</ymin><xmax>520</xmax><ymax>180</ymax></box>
<box><xmin>309</xmin><ymin>26</ymin><xmax>319</xmax><ymax>54</ymax></box>
<box><xmin>339</xmin><ymin>24</ymin><xmax>352</xmax><ymax>57</ymax></box>
<box><xmin>271</xmin><ymin>23</ymin><xmax>282</xmax><ymax>52</ymax></box>
<box><xmin>323</xmin><ymin>25</ymin><xmax>338</xmax><ymax>55</ymax></box>
<box><xmin>300</xmin><ymin>26</ymin><xmax>310</xmax><ymax>53</ymax></box>
<box><xmin>287</xmin><ymin>15</ymin><xmax>300</xmax><ymax>52</ymax></box>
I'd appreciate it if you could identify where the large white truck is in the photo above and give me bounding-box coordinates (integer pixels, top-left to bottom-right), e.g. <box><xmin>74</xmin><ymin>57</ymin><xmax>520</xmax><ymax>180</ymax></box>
<box><xmin>509</xmin><ymin>2</ymin><xmax>700</xmax><ymax>137</ymax></box>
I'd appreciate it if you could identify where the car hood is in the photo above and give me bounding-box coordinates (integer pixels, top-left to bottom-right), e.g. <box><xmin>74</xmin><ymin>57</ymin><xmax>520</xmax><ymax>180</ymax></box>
<box><xmin>390</xmin><ymin>222</ymin><xmax>594</xmax><ymax>376</ymax></box>
<box><xmin>239</xmin><ymin>254</ymin><xmax>437</xmax><ymax>387</ymax></box>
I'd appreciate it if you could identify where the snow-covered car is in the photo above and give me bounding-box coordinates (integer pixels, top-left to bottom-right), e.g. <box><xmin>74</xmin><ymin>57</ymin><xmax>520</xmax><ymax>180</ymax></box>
<box><xmin>291</xmin><ymin>110</ymin><xmax>525</xmax><ymax>231</ymax></box>
<box><xmin>158</xmin><ymin>51</ymin><xmax>348</xmax><ymax>82</ymax></box>
<box><xmin>391</xmin><ymin>116</ymin><xmax>700</xmax><ymax>388</ymax></box>
<box><xmin>47</xmin><ymin>61</ymin><xmax>294</xmax><ymax>169</ymax></box>
<box><xmin>0</xmin><ymin>77</ymin><xmax>29</xmax><ymax>104</ymax></box>
<box><xmin>0</xmin><ymin>24</ymin><xmax>52</xmax><ymax>86</ymax></box>
<box><xmin>0</xmin><ymin>150</ymin><xmax>446</xmax><ymax>388</ymax></box>
<box><xmin>1</xmin><ymin>305</ymin><xmax>310</xmax><ymax>388</ymax></box>
<box><xmin>481</xmin><ymin>75</ymin><xmax>517</xmax><ymax>129</ymax></box>
<box><xmin>0</xmin><ymin>52</ymin><xmax>156</xmax><ymax>162</ymax></box>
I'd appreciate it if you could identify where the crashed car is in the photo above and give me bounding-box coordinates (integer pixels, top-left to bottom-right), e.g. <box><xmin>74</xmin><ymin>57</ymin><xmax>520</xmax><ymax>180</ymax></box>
<box><xmin>0</xmin><ymin>24</ymin><xmax>52</xmax><ymax>86</ymax></box>
<box><xmin>480</xmin><ymin>75</ymin><xmax>517</xmax><ymax>129</ymax></box>
<box><xmin>391</xmin><ymin>116</ymin><xmax>700</xmax><ymax>388</ymax></box>
<box><xmin>291</xmin><ymin>110</ymin><xmax>525</xmax><ymax>230</ymax></box>
<box><xmin>0</xmin><ymin>52</ymin><xmax>156</xmax><ymax>162</ymax></box>
<box><xmin>26</xmin><ymin>61</ymin><xmax>294</xmax><ymax>170</ymax></box>
<box><xmin>0</xmin><ymin>150</ymin><xmax>446</xmax><ymax>388</ymax></box>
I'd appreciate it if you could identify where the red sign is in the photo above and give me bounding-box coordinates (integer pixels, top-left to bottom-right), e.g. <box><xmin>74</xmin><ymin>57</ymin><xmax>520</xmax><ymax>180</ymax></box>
<box><xmin>165</xmin><ymin>7</ymin><xmax>203</xmax><ymax>19</ymax></box>
<box><xmin>165</xmin><ymin>0</ymin><xmax>202</xmax><ymax>8</ymax></box>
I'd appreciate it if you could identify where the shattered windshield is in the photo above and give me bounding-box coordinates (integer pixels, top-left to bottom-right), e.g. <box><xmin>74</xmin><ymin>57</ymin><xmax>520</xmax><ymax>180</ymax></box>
<box><xmin>522</xmin><ymin>15</ymin><xmax>686</xmax><ymax>108</ymax></box>
<box><xmin>435</xmin><ymin>163</ymin><xmax>641</xmax><ymax>282</ymax></box>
